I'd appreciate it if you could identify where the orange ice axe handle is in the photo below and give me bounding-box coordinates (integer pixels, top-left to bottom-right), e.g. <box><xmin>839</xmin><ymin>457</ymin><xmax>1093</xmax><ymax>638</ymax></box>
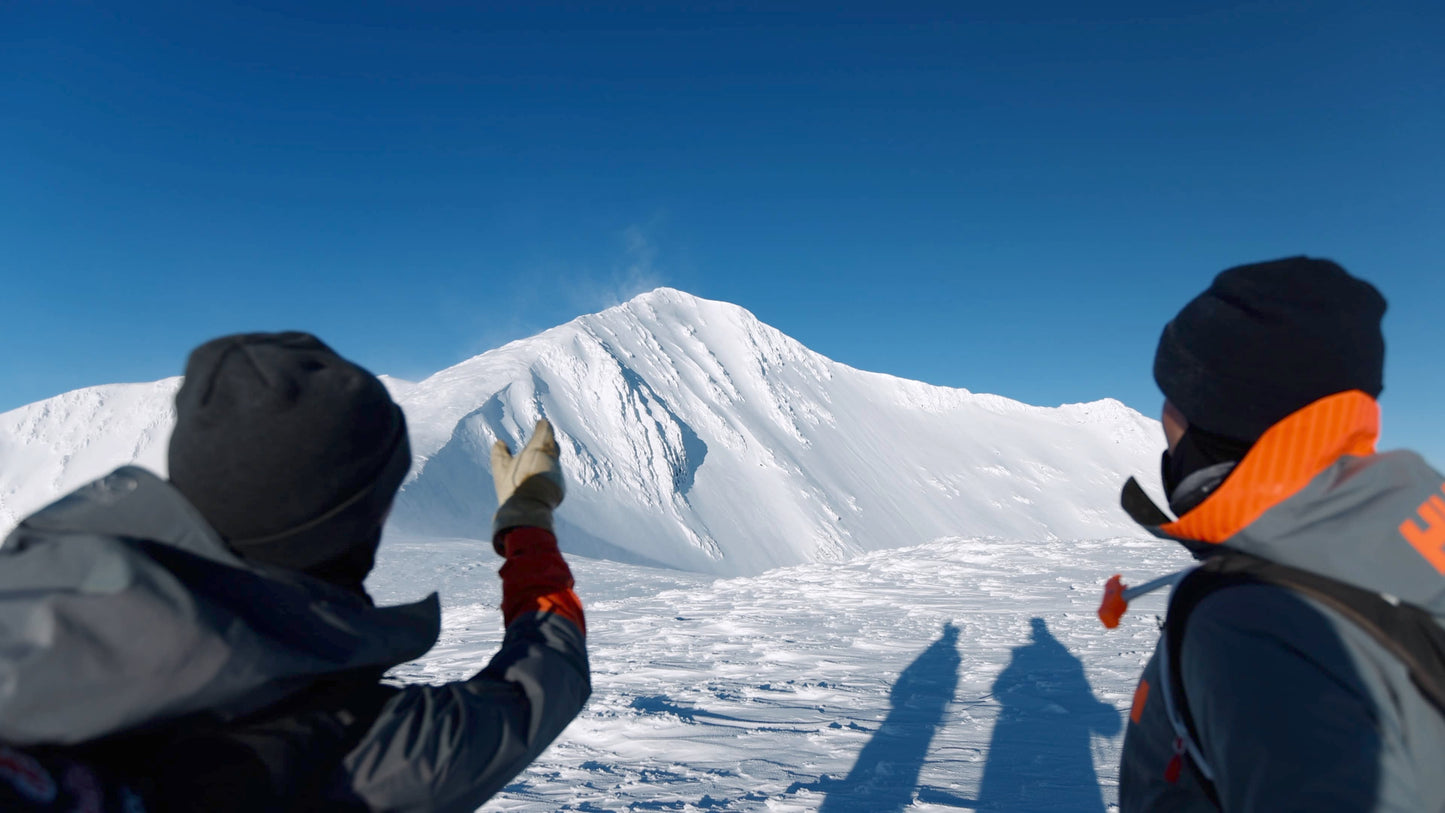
<box><xmin>1099</xmin><ymin>575</ymin><xmax>1128</xmax><ymax>628</ymax></box>
<box><xmin>1098</xmin><ymin>571</ymin><xmax>1187</xmax><ymax>629</ymax></box>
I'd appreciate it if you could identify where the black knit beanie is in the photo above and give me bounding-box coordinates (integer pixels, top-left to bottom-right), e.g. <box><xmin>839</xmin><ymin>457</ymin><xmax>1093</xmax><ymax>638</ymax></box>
<box><xmin>1154</xmin><ymin>256</ymin><xmax>1386</xmax><ymax>443</ymax></box>
<box><xmin>168</xmin><ymin>332</ymin><xmax>411</xmax><ymax>592</ymax></box>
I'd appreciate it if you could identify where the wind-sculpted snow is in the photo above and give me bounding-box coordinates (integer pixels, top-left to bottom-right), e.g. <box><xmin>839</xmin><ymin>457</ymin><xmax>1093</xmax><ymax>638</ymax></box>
<box><xmin>368</xmin><ymin>531</ymin><xmax>1192</xmax><ymax>811</ymax></box>
<box><xmin>0</xmin><ymin>288</ymin><xmax>1165</xmax><ymax>575</ymax></box>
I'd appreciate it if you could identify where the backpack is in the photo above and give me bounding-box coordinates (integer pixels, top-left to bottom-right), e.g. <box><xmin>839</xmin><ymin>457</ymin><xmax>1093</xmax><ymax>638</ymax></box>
<box><xmin>1159</xmin><ymin>548</ymin><xmax>1445</xmax><ymax>803</ymax></box>
<box><xmin>0</xmin><ymin>672</ymin><xmax>398</xmax><ymax>812</ymax></box>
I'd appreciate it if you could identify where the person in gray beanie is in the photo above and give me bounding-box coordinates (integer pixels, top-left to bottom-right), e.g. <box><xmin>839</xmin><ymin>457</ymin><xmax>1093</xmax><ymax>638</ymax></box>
<box><xmin>168</xmin><ymin>332</ymin><xmax>413</xmax><ymax>593</ymax></box>
<box><xmin>0</xmin><ymin>332</ymin><xmax>589</xmax><ymax>812</ymax></box>
<box><xmin>1113</xmin><ymin>257</ymin><xmax>1445</xmax><ymax>812</ymax></box>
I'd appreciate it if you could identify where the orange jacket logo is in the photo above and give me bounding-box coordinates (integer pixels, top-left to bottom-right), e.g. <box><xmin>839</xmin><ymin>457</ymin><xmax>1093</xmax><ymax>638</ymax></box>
<box><xmin>1401</xmin><ymin>484</ymin><xmax>1445</xmax><ymax>573</ymax></box>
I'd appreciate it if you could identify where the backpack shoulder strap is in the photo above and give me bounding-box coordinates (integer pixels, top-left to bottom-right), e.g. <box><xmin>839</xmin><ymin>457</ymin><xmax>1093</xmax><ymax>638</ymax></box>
<box><xmin>1171</xmin><ymin>550</ymin><xmax>1445</xmax><ymax>713</ymax></box>
<box><xmin>1163</xmin><ymin>549</ymin><xmax>1445</xmax><ymax>803</ymax></box>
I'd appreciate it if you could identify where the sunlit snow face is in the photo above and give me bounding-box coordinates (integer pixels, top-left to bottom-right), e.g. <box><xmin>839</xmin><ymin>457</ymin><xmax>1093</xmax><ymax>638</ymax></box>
<box><xmin>1162</xmin><ymin>400</ymin><xmax>1188</xmax><ymax>454</ymax></box>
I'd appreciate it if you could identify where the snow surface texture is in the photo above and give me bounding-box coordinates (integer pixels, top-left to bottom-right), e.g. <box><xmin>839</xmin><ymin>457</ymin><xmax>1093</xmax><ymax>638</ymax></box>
<box><xmin>1</xmin><ymin>288</ymin><xmax>1164</xmax><ymax>576</ymax></box>
<box><xmin>369</xmin><ymin>531</ymin><xmax>1190</xmax><ymax>811</ymax></box>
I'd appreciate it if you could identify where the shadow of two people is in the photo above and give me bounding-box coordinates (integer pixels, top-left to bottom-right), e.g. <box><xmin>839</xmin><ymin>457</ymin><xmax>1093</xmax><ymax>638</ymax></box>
<box><xmin>819</xmin><ymin>617</ymin><xmax>1120</xmax><ymax>813</ymax></box>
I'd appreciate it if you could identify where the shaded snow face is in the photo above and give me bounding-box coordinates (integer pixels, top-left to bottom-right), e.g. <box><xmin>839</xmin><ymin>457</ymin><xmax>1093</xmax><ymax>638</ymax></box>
<box><xmin>0</xmin><ymin>288</ymin><xmax>1164</xmax><ymax>575</ymax></box>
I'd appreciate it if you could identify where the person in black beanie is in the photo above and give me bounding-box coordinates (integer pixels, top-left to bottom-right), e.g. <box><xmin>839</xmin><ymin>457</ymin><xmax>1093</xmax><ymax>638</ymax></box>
<box><xmin>0</xmin><ymin>331</ymin><xmax>589</xmax><ymax>812</ymax></box>
<box><xmin>1151</xmin><ymin>256</ymin><xmax>1387</xmax><ymax>514</ymax></box>
<box><xmin>1114</xmin><ymin>257</ymin><xmax>1445</xmax><ymax>812</ymax></box>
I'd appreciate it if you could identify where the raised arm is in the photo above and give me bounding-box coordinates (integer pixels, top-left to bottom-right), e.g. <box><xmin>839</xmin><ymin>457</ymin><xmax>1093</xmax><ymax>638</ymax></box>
<box><xmin>340</xmin><ymin>420</ymin><xmax>590</xmax><ymax>813</ymax></box>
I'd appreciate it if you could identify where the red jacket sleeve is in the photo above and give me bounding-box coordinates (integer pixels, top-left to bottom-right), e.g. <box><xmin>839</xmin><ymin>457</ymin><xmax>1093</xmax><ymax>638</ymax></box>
<box><xmin>498</xmin><ymin>527</ymin><xmax>585</xmax><ymax>635</ymax></box>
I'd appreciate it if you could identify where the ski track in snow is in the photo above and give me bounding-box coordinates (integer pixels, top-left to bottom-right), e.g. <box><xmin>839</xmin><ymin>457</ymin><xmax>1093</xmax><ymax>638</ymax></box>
<box><xmin>369</xmin><ymin>533</ymin><xmax>1191</xmax><ymax>812</ymax></box>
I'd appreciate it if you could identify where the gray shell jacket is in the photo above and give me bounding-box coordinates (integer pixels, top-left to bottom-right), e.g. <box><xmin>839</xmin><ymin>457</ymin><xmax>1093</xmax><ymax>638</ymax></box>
<box><xmin>1119</xmin><ymin>450</ymin><xmax>1445</xmax><ymax>812</ymax></box>
<box><xmin>0</xmin><ymin>467</ymin><xmax>590</xmax><ymax>812</ymax></box>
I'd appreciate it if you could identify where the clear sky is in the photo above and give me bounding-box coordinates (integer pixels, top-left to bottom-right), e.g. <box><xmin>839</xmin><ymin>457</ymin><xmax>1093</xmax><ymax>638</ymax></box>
<box><xmin>3</xmin><ymin>1</ymin><xmax>1442</xmax><ymax>464</ymax></box>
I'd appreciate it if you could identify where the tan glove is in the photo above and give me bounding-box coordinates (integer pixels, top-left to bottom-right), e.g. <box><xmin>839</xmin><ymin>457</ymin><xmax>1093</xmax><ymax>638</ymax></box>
<box><xmin>490</xmin><ymin>418</ymin><xmax>565</xmax><ymax>554</ymax></box>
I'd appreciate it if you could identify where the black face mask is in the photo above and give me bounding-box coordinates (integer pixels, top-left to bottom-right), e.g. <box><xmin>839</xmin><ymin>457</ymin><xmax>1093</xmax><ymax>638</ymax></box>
<box><xmin>1161</xmin><ymin>425</ymin><xmax>1254</xmax><ymax>510</ymax></box>
<box><xmin>296</xmin><ymin>526</ymin><xmax>381</xmax><ymax>603</ymax></box>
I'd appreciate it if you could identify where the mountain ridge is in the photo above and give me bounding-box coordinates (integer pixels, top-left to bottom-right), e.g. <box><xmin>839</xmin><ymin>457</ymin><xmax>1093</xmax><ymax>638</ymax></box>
<box><xmin>0</xmin><ymin>288</ymin><xmax>1163</xmax><ymax>574</ymax></box>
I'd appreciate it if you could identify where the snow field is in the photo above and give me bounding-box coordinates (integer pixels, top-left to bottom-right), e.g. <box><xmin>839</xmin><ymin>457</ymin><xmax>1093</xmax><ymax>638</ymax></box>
<box><xmin>369</xmin><ymin>532</ymin><xmax>1191</xmax><ymax>812</ymax></box>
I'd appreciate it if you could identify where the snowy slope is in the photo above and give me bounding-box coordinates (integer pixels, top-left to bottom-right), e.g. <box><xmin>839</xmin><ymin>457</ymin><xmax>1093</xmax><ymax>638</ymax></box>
<box><xmin>0</xmin><ymin>289</ymin><xmax>1164</xmax><ymax>575</ymax></box>
<box><xmin>367</xmin><ymin>530</ymin><xmax>1191</xmax><ymax>811</ymax></box>
<box><xmin>0</xmin><ymin>378</ymin><xmax>179</xmax><ymax>534</ymax></box>
<box><xmin>0</xmin><ymin>374</ymin><xmax>414</xmax><ymax>535</ymax></box>
<box><xmin>388</xmin><ymin>288</ymin><xmax>1162</xmax><ymax>574</ymax></box>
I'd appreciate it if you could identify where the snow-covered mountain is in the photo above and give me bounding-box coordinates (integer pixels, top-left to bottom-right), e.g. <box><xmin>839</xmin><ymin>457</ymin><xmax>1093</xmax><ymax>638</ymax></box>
<box><xmin>0</xmin><ymin>378</ymin><xmax>179</xmax><ymax>534</ymax></box>
<box><xmin>0</xmin><ymin>288</ymin><xmax>1164</xmax><ymax>574</ymax></box>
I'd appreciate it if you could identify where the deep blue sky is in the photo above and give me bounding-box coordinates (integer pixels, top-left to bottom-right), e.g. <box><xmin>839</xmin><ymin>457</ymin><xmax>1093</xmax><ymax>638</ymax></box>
<box><xmin>3</xmin><ymin>1</ymin><xmax>1442</xmax><ymax>464</ymax></box>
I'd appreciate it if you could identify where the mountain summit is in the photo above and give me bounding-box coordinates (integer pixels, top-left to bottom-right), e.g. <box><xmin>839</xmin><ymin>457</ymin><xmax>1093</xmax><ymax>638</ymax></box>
<box><xmin>0</xmin><ymin>288</ymin><xmax>1162</xmax><ymax>574</ymax></box>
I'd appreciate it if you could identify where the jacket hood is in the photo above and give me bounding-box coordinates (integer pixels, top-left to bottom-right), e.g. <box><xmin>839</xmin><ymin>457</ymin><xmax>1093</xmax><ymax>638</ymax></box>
<box><xmin>0</xmin><ymin>466</ymin><xmax>441</xmax><ymax>745</ymax></box>
<box><xmin>1122</xmin><ymin>391</ymin><xmax>1445</xmax><ymax>615</ymax></box>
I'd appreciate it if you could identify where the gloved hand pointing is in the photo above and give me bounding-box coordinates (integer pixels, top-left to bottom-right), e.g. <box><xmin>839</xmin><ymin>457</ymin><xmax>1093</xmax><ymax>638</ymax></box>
<box><xmin>490</xmin><ymin>418</ymin><xmax>566</xmax><ymax>554</ymax></box>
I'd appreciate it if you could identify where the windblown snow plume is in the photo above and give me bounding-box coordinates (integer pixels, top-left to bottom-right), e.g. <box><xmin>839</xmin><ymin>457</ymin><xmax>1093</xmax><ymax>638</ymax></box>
<box><xmin>0</xmin><ymin>289</ymin><xmax>1163</xmax><ymax>574</ymax></box>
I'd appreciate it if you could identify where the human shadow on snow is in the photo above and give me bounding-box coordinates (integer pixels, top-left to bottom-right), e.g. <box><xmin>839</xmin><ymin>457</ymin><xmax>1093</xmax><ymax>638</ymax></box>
<box><xmin>942</xmin><ymin>616</ymin><xmax>1121</xmax><ymax>812</ymax></box>
<box><xmin>801</xmin><ymin>622</ymin><xmax>961</xmax><ymax>813</ymax></box>
<box><xmin>791</xmin><ymin>618</ymin><xmax>1118</xmax><ymax>812</ymax></box>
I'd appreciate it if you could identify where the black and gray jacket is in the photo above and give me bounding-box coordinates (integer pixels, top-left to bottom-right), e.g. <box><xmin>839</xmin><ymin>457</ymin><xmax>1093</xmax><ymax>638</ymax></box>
<box><xmin>0</xmin><ymin>467</ymin><xmax>590</xmax><ymax>812</ymax></box>
<box><xmin>1118</xmin><ymin>393</ymin><xmax>1445</xmax><ymax>812</ymax></box>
